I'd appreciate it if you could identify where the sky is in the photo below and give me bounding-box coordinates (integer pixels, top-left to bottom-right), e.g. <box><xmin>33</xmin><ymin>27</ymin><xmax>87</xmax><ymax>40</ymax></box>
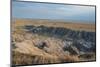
<box><xmin>12</xmin><ymin>1</ymin><xmax>95</xmax><ymax>23</ymax></box>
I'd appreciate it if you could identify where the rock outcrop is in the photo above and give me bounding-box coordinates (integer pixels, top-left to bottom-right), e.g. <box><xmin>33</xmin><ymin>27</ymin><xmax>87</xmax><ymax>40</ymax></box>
<box><xmin>23</xmin><ymin>25</ymin><xmax>95</xmax><ymax>55</ymax></box>
<box><xmin>12</xmin><ymin>25</ymin><xmax>96</xmax><ymax>65</ymax></box>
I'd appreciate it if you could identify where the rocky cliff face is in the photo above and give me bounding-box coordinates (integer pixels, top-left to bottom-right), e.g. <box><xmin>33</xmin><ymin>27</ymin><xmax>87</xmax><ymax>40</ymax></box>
<box><xmin>12</xmin><ymin>25</ymin><xmax>96</xmax><ymax>65</ymax></box>
<box><xmin>23</xmin><ymin>25</ymin><xmax>96</xmax><ymax>54</ymax></box>
<box><xmin>24</xmin><ymin>25</ymin><xmax>95</xmax><ymax>41</ymax></box>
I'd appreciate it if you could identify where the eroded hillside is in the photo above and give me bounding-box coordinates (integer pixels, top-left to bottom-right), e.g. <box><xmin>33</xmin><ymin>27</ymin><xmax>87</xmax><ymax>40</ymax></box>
<box><xmin>12</xmin><ymin>20</ymin><xmax>96</xmax><ymax>65</ymax></box>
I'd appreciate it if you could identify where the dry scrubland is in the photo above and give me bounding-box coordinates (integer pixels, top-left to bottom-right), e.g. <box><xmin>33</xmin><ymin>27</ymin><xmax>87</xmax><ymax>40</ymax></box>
<box><xmin>12</xmin><ymin>19</ymin><xmax>96</xmax><ymax>65</ymax></box>
<box><xmin>12</xmin><ymin>19</ymin><xmax>95</xmax><ymax>32</ymax></box>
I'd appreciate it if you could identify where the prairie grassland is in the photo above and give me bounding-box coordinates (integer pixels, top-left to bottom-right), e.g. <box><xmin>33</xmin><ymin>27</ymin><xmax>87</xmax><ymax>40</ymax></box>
<box><xmin>12</xmin><ymin>19</ymin><xmax>95</xmax><ymax>32</ymax></box>
<box><xmin>12</xmin><ymin>50</ymin><xmax>79</xmax><ymax>65</ymax></box>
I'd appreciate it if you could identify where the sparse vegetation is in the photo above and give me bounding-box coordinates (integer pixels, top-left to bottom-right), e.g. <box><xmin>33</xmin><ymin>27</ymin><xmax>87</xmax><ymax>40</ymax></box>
<box><xmin>12</xmin><ymin>19</ymin><xmax>96</xmax><ymax>65</ymax></box>
<box><xmin>12</xmin><ymin>51</ymin><xmax>79</xmax><ymax>65</ymax></box>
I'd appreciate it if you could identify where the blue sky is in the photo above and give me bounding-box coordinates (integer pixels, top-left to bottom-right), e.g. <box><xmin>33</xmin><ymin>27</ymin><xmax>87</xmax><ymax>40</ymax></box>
<box><xmin>12</xmin><ymin>1</ymin><xmax>95</xmax><ymax>23</ymax></box>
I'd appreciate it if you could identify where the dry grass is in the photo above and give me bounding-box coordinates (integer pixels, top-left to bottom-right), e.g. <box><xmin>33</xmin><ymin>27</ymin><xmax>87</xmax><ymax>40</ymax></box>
<box><xmin>13</xmin><ymin>19</ymin><xmax>95</xmax><ymax>32</ymax></box>
<box><xmin>78</xmin><ymin>53</ymin><xmax>96</xmax><ymax>61</ymax></box>
<box><xmin>12</xmin><ymin>51</ymin><xmax>79</xmax><ymax>65</ymax></box>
